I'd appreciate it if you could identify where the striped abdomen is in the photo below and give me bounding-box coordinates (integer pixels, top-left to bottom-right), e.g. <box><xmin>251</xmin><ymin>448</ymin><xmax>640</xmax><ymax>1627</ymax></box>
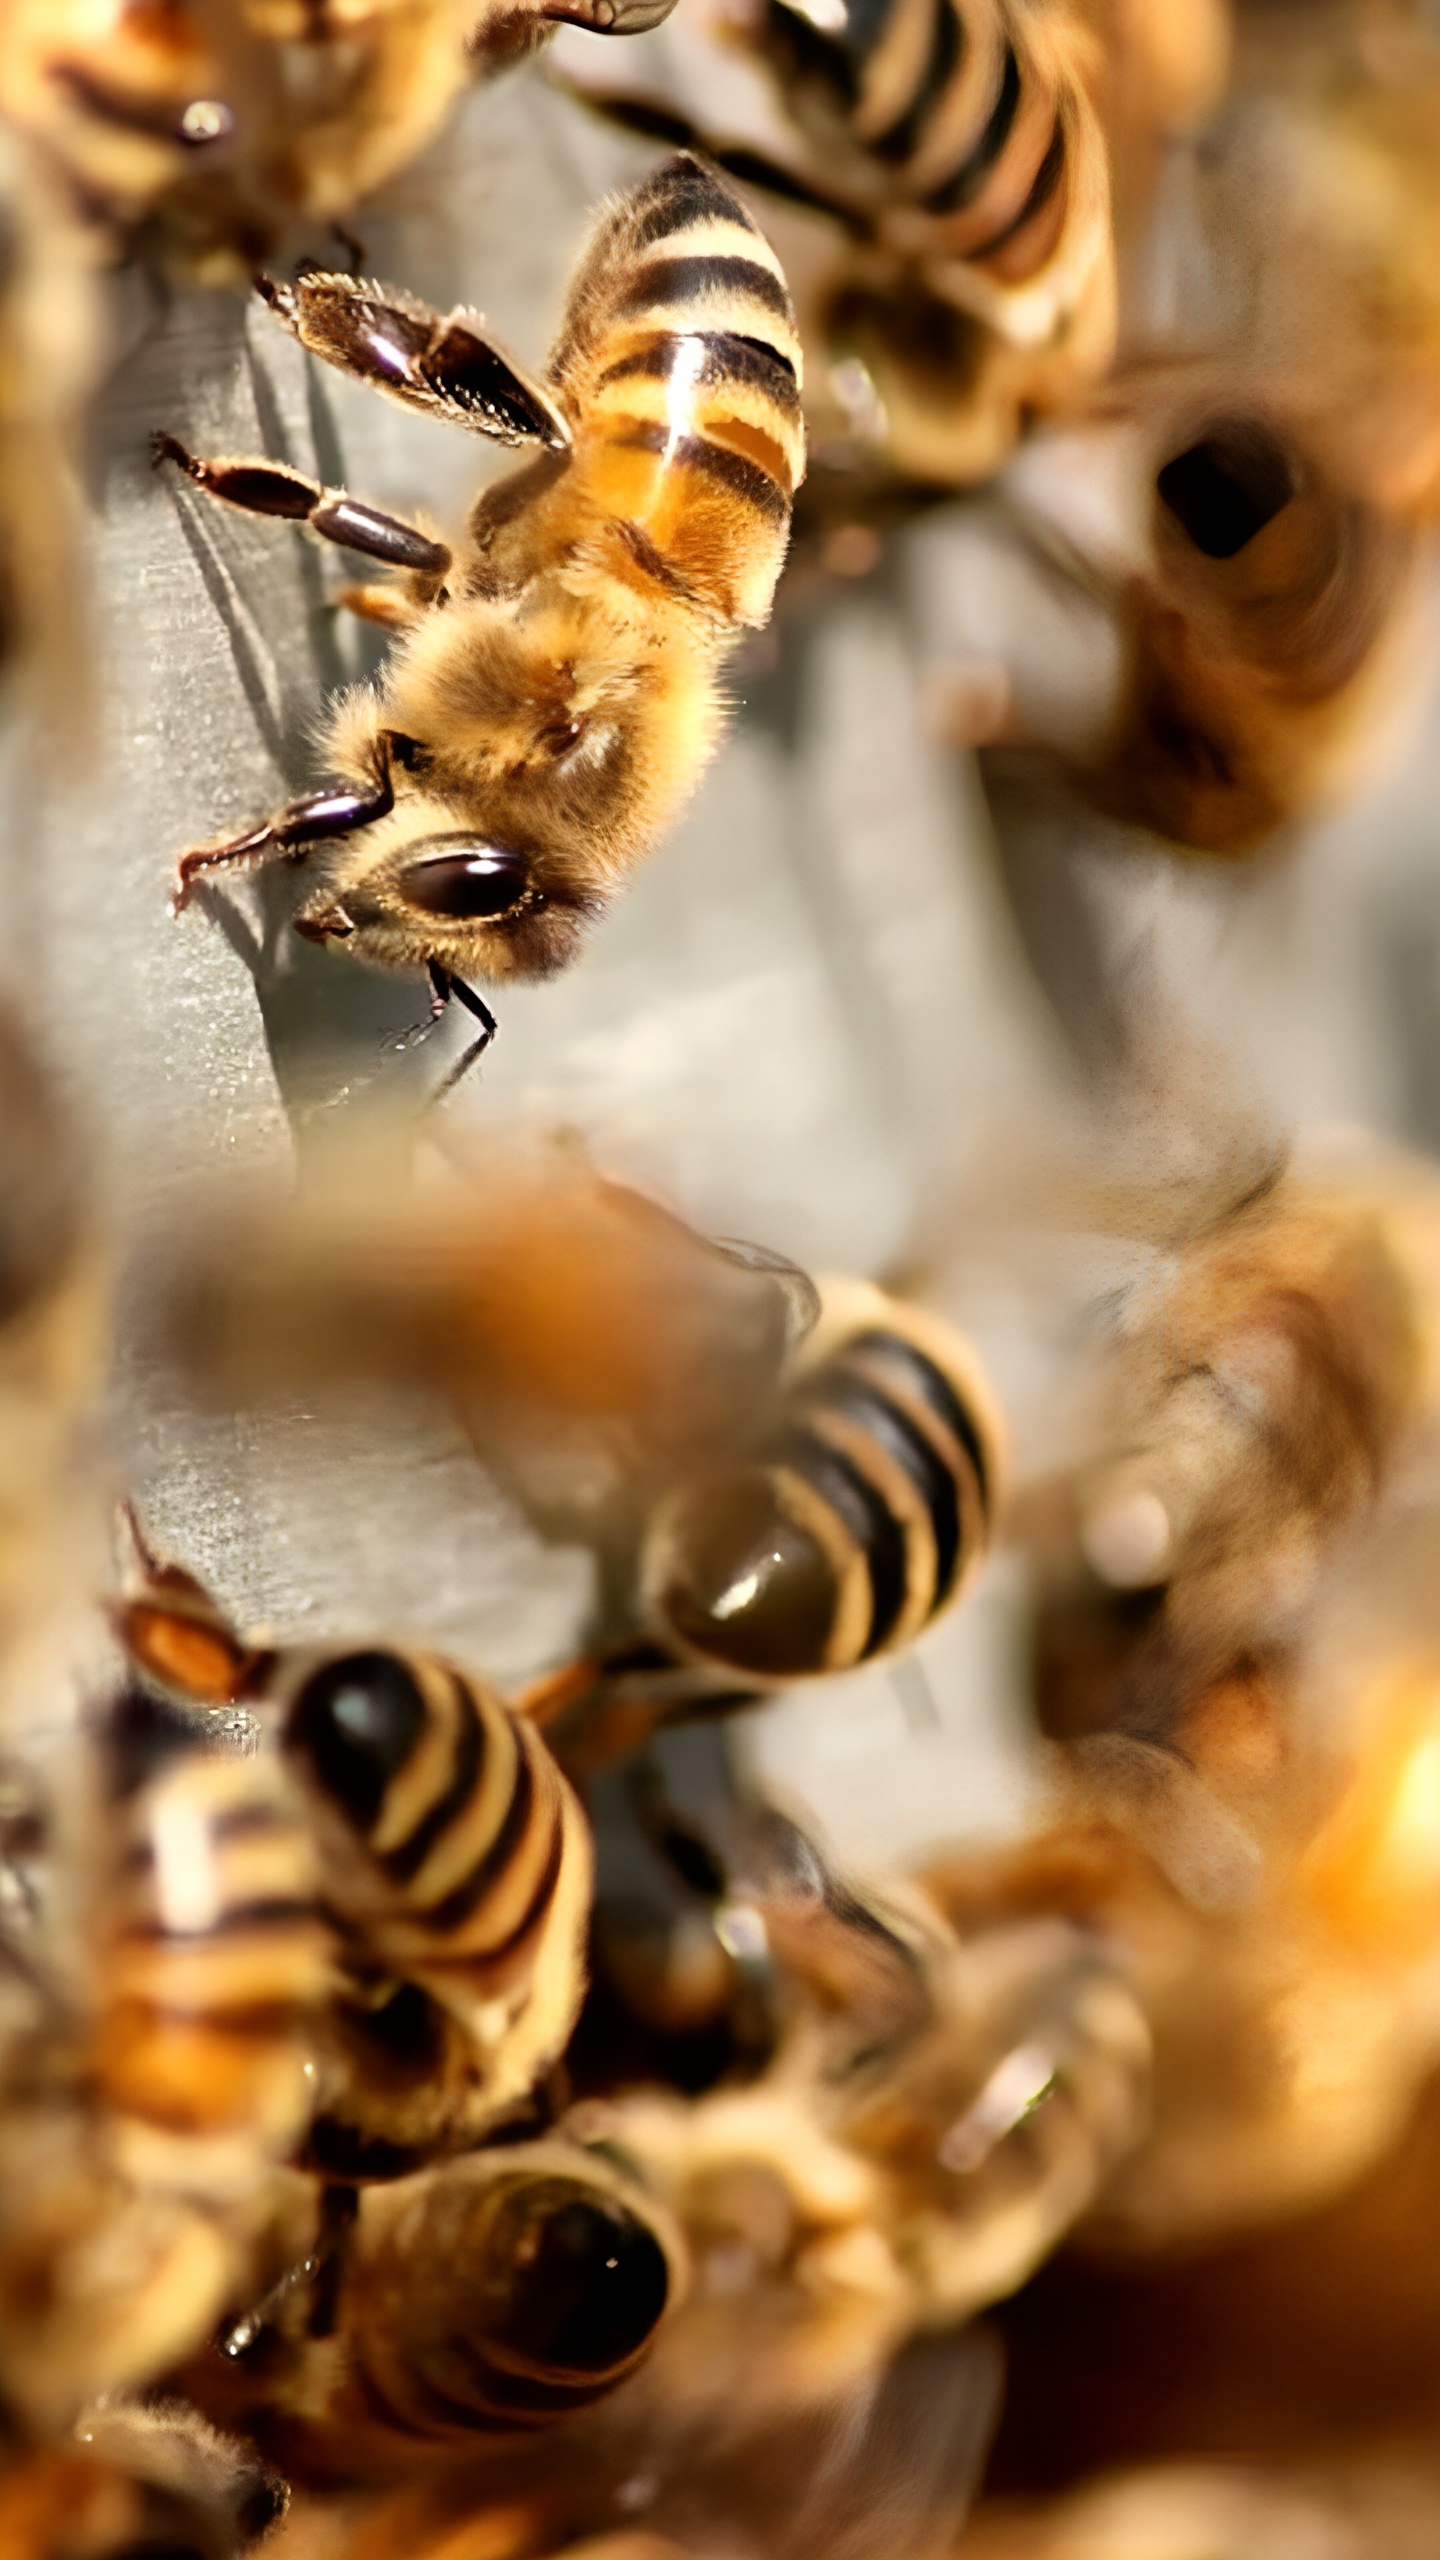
<box><xmin>766</xmin><ymin>0</ymin><xmax>1076</xmax><ymax>284</ymax></box>
<box><xmin>341</xmin><ymin>2147</ymin><xmax>676</xmax><ymax>2451</ymax></box>
<box><xmin>98</xmin><ymin>1748</ymin><xmax>327</xmax><ymax>2176</ymax></box>
<box><xmin>643</xmin><ymin>1299</ymin><xmax>1000</xmax><ymax>1677</ymax></box>
<box><xmin>556</xmin><ymin>153</ymin><xmax>805</xmax><ymax>628</ymax></box>
<box><xmin>282</xmin><ymin>1647</ymin><xmax>591</xmax><ymax>2127</ymax></box>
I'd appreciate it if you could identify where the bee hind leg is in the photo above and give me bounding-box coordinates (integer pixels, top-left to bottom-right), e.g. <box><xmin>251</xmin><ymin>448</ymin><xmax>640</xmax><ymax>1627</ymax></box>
<box><xmin>152</xmin><ymin>431</ymin><xmax>451</xmax><ymax>579</ymax></box>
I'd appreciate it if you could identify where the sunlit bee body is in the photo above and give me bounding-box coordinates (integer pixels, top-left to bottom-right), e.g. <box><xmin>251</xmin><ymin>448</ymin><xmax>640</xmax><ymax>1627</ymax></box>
<box><xmin>642</xmin><ymin>1280</ymin><xmax>1004</xmax><ymax>1678</ymax></box>
<box><xmin>0</xmin><ymin>0</ymin><xmax>680</xmax><ymax>278</ymax></box>
<box><xmin>204</xmin><ymin>2142</ymin><xmax>681</xmax><ymax>2481</ymax></box>
<box><xmin>98</xmin><ymin>1742</ymin><xmax>329</xmax><ymax>2197</ymax></box>
<box><xmin>164</xmin><ymin>155</ymin><xmax>805</xmax><ymax>1065</ymax></box>
<box><xmin>115</xmin><ymin>1559</ymin><xmax>594</xmax><ymax>2178</ymax></box>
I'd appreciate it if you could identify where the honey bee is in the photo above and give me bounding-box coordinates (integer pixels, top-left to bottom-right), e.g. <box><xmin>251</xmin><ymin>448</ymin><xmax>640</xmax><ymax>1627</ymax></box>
<box><xmin>1036</xmin><ymin>403</ymin><xmax>1424</xmax><ymax>856</ymax></box>
<box><xmin>0</xmin><ymin>0</ymin><xmax>682</xmax><ymax>280</ymax></box>
<box><xmin>0</xmin><ymin>1699</ymin><xmax>327</xmax><ymax>2432</ymax></box>
<box><xmin>161</xmin><ymin>151</ymin><xmax>806</xmax><ymax>1068</ymax></box>
<box><xmin>1018</xmin><ymin>1154</ymin><xmax>1435</xmax><ymax>1780</ymax></box>
<box><xmin>198</xmin><ymin>2138</ymin><xmax>683</xmax><ymax>2484</ymax></box>
<box><xmin>95</xmin><ymin>1712</ymin><xmax>330</xmax><ymax>2202</ymax></box>
<box><xmin>552</xmin><ymin>0</ymin><xmax>1226</xmax><ymax>492</ymax></box>
<box><xmin>633</xmin><ymin>1278</ymin><xmax>1005</xmax><ymax>1684</ymax></box>
<box><xmin>114</xmin><ymin>1544</ymin><xmax>595</xmax><ymax>2179</ymax></box>
<box><xmin>599</xmin><ymin>1809</ymin><xmax>1149</xmax><ymax>2353</ymax></box>
<box><xmin>156</xmin><ymin>1134</ymin><xmax>815</xmax><ymax>1528</ymax></box>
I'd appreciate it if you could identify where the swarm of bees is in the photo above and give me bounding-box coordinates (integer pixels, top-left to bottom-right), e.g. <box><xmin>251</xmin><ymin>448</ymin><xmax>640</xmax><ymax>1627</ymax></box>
<box><xmin>9</xmin><ymin>5</ymin><xmax>1440</xmax><ymax>2558</ymax></box>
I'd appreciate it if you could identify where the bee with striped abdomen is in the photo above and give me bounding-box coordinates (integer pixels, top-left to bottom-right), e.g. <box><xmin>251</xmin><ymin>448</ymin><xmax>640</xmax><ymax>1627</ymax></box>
<box><xmin>96</xmin><ymin>1721</ymin><xmax>329</xmax><ymax>2202</ymax></box>
<box><xmin>0</xmin><ymin>1702</ymin><xmax>327</xmax><ymax>2433</ymax></box>
<box><xmin>0</xmin><ymin>0</ymin><xmax>681</xmax><ymax>281</ymax></box>
<box><xmin>553</xmin><ymin>0</ymin><xmax>1225</xmax><ymax>492</ymax></box>
<box><xmin>638</xmin><ymin>1279</ymin><xmax>1004</xmax><ymax>1681</ymax></box>
<box><xmin>201</xmin><ymin>2139</ymin><xmax>682</xmax><ymax>2482</ymax></box>
<box><xmin>161</xmin><ymin>153</ymin><xmax>805</xmax><ymax>1073</ymax></box>
<box><xmin>114</xmin><ymin>1553</ymin><xmax>594</xmax><ymax>2179</ymax></box>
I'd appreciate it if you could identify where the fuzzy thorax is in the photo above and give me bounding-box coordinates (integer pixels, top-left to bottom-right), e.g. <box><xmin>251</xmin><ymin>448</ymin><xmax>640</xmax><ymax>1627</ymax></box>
<box><xmin>306</xmin><ymin>569</ymin><xmax>725</xmax><ymax>981</ymax></box>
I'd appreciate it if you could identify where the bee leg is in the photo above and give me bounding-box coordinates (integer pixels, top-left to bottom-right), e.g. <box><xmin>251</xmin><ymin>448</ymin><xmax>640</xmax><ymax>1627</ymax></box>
<box><xmin>427</xmin><ymin>962</ymin><xmax>498</xmax><ymax>1099</ymax></box>
<box><xmin>153</xmin><ymin>432</ymin><xmax>451</xmax><ymax>578</ymax></box>
<box><xmin>256</xmin><ymin>274</ymin><xmax>572</xmax><ymax>451</ymax></box>
<box><xmin>172</xmin><ymin>774</ymin><xmax>395</xmax><ymax>913</ymax></box>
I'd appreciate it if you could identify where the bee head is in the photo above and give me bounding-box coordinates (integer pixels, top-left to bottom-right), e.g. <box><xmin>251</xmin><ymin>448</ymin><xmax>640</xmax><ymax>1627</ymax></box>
<box><xmin>294</xmin><ymin>806</ymin><xmax>604</xmax><ymax>983</ymax></box>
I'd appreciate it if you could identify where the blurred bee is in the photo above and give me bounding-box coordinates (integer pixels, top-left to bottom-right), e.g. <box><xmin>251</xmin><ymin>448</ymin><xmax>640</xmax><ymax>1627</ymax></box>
<box><xmin>0</xmin><ymin>1697</ymin><xmax>327</xmax><ymax>2433</ymax></box>
<box><xmin>0</xmin><ymin>0</ymin><xmax>681</xmax><ymax>281</ymax></box>
<box><xmin>0</xmin><ymin>2402</ymin><xmax>286</xmax><ymax>2560</ymax></box>
<box><xmin>599</xmin><ymin>1809</ymin><xmax>1149</xmax><ymax>2351</ymax></box>
<box><xmin>0</xmin><ymin>120</ymin><xmax>99</xmax><ymax>722</ymax></box>
<box><xmin>631</xmin><ymin>1277</ymin><xmax>1005</xmax><ymax>1684</ymax></box>
<box><xmin>115</xmin><ymin>1543</ymin><xmax>595</xmax><ymax>2180</ymax></box>
<box><xmin>1017</xmin><ymin>1155</ymin><xmax>1435</xmax><ymax>1783</ymax></box>
<box><xmin>161</xmin><ymin>151</ymin><xmax>806</xmax><ymax>1069</ymax></box>
<box><xmin>1035</xmin><ymin>404</ymin><xmax>1423</xmax><ymax>857</ymax></box>
<box><xmin>551</xmin><ymin>0</ymin><xmax>1226</xmax><ymax>494</ymax></box>
<box><xmin>0</xmin><ymin>1011</ymin><xmax>106</xmax><ymax>1690</ymax></box>
<box><xmin>95</xmin><ymin>1706</ymin><xmax>329</xmax><ymax>2200</ymax></box>
<box><xmin>198</xmin><ymin>2138</ymin><xmax>682</xmax><ymax>2485</ymax></box>
<box><xmin>155</xmin><ymin>1134</ymin><xmax>816</xmax><ymax>1530</ymax></box>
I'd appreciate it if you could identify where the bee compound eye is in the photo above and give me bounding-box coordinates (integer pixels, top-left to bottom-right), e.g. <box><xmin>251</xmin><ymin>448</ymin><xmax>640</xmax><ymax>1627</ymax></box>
<box><xmin>285</xmin><ymin>1650</ymin><xmax>427</xmax><ymax>1827</ymax></box>
<box><xmin>650</xmin><ymin>1474</ymin><xmax>837</xmax><ymax>1676</ymax></box>
<box><xmin>399</xmin><ymin>845</ymin><xmax>530</xmax><ymax>920</ymax></box>
<box><xmin>486</xmin><ymin>2178</ymin><xmax>671</xmax><ymax>2377</ymax></box>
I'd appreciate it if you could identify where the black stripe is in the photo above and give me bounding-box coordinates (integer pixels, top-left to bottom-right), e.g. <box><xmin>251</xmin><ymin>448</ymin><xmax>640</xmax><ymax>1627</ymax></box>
<box><xmin>848</xmin><ymin>1328</ymin><xmax>990</xmax><ymax>1512</ymax></box>
<box><xmin>628</xmin><ymin>155</ymin><xmax>756</xmax><ymax>250</ymax></box>
<box><xmin>428</xmin><ymin>1809</ymin><xmax>565</xmax><ymax>1953</ymax></box>
<box><xmin>872</xmin><ymin>0</ymin><xmax>962</xmax><ymax>167</ymax></box>
<box><xmin>922</xmin><ymin>42</ymin><xmax>1020</xmax><ymax>214</ymax></box>
<box><xmin>612</xmin><ymin>420</ymin><xmax>789</xmax><ymax>521</ymax></box>
<box><xmin>598</xmin><ymin>330</ymin><xmax>801</xmax><ymax>416</ymax></box>
<box><xmin>967</xmin><ymin>113</ymin><xmax>1065</xmax><ymax>261</ymax></box>
<box><xmin>769</xmin><ymin>1427</ymin><xmax>907</xmax><ymax>1657</ymax></box>
<box><xmin>814</xmin><ymin>1371</ymin><xmax>961</xmax><ymax>1614</ymax></box>
<box><xmin>381</xmin><ymin>1676</ymin><xmax>484</xmax><ymax>1888</ymax></box>
<box><xmin>412</xmin><ymin>1741</ymin><xmax>536</xmax><ymax>1933</ymax></box>
<box><xmin>617</xmin><ymin>255</ymin><xmax>791</xmax><ymax>321</ymax></box>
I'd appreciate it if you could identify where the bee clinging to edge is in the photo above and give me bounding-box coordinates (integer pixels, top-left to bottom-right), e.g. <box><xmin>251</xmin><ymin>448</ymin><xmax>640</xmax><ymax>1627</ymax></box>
<box><xmin>161</xmin><ymin>153</ymin><xmax>805</xmax><ymax>1071</ymax></box>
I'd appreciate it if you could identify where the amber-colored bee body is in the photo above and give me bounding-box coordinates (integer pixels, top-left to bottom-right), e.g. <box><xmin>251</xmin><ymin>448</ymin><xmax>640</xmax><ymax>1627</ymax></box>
<box><xmin>204</xmin><ymin>2142</ymin><xmax>682</xmax><ymax>2482</ymax></box>
<box><xmin>279</xmin><ymin>1644</ymin><xmax>593</xmax><ymax>2175</ymax></box>
<box><xmin>97</xmin><ymin>1742</ymin><xmax>329</xmax><ymax>2196</ymax></box>
<box><xmin>116</xmin><ymin>1554</ymin><xmax>594</xmax><ymax>2177</ymax></box>
<box><xmin>641</xmin><ymin>1279</ymin><xmax>1004</xmax><ymax>1679</ymax></box>
<box><xmin>164</xmin><ymin>156</ymin><xmax>805</xmax><ymax>1051</ymax></box>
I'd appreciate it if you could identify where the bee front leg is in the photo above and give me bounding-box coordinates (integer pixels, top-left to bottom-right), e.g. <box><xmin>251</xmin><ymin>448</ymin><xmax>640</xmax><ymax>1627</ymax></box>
<box><xmin>153</xmin><ymin>432</ymin><xmax>451</xmax><ymax>580</ymax></box>
<box><xmin>428</xmin><ymin>963</ymin><xmax>498</xmax><ymax>1100</ymax></box>
<box><xmin>171</xmin><ymin>774</ymin><xmax>395</xmax><ymax>914</ymax></box>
